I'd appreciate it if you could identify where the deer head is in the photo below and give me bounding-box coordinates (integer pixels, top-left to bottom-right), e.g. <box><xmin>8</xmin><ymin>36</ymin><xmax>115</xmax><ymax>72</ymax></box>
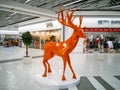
<box><xmin>58</xmin><ymin>9</ymin><xmax>86</xmax><ymax>38</ymax></box>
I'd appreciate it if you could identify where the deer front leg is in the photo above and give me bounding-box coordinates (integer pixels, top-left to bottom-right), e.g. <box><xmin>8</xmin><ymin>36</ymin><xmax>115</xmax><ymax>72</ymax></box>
<box><xmin>67</xmin><ymin>55</ymin><xmax>76</xmax><ymax>79</ymax></box>
<box><xmin>62</xmin><ymin>56</ymin><xmax>67</xmax><ymax>81</ymax></box>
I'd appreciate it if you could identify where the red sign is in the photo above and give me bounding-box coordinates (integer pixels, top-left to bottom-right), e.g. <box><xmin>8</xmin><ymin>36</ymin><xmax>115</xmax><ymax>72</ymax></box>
<box><xmin>83</xmin><ymin>28</ymin><xmax>120</xmax><ymax>32</ymax></box>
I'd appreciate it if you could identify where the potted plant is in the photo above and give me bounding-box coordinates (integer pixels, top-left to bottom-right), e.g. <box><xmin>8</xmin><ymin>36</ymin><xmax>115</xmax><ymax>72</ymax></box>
<box><xmin>22</xmin><ymin>31</ymin><xmax>33</xmax><ymax>63</ymax></box>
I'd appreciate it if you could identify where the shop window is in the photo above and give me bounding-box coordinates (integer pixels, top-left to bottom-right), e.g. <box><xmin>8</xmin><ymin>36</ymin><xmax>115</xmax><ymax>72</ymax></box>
<box><xmin>31</xmin><ymin>29</ymin><xmax>61</xmax><ymax>49</ymax></box>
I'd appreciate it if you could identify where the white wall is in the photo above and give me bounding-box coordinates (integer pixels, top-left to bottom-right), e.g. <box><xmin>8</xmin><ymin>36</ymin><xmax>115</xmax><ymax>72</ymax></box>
<box><xmin>18</xmin><ymin>20</ymin><xmax>62</xmax><ymax>32</ymax></box>
<box><xmin>64</xmin><ymin>17</ymin><xmax>120</xmax><ymax>29</ymax></box>
<box><xmin>75</xmin><ymin>11</ymin><xmax>120</xmax><ymax>16</ymax></box>
<box><xmin>82</xmin><ymin>17</ymin><xmax>120</xmax><ymax>28</ymax></box>
<box><xmin>0</xmin><ymin>30</ymin><xmax>19</xmax><ymax>35</ymax></box>
<box><xmin>18</xmin><ymin>20</ymin><xmax>64</xmax><ymax>41</ymax></box>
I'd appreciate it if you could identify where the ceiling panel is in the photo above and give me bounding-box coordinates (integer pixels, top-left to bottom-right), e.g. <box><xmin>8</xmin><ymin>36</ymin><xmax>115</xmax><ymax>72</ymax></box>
<box><xmin>0</xmin><ymin>0</ymin><xmax>120</xmax><ymax>28</ymax></box>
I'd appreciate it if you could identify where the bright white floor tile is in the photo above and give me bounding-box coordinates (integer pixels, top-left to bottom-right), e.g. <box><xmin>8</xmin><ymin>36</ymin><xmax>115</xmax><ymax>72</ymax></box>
<box><xmin>101</xmin><ymin>75</ymin><xmax>120</xmax><ymax>89</ymax></box>
<box><xmin>87</xmin><ymin>76</ymin><xmax>106</xmax><ymax>90</ymax></box>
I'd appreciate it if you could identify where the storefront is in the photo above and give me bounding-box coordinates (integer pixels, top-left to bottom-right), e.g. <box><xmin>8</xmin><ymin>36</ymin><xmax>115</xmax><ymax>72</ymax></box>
<box><xmin>81</xmin><ymin>16</ymin><xmax>120</xmax><ymax>53</ymax></box>
<box><xmin>83</xmin><ymin>28</ymin><xmax>120</xmax><ymax>53</ymax></box>
<box><xmin>31</xmin><ymin>29</ymin><xmax>61</xmax><ymax>49</ymax></box>
<box><xmin>18</xmin><ymin>20</ymin><xmax>63</xmax><ymax>49</ymax></box>
<box><xmin>0</xmin><ymin>30</ymin><xmax>20</xmax><ymax>47</ymax></box>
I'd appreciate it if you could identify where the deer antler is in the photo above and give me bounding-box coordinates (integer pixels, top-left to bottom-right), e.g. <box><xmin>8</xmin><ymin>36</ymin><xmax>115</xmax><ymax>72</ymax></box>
<box><xmin>58</xmin><ymin>8</ymin><xmax>77</xmax><ymax>29</ymax></box>
<box><xmin>79</xmin><ymin>16</ymin><xmax>83</xmax><ymax>27</ymax></box>
<box><xmin>58</xmin><ymin>8</ymin><xmax>86</xmax><ymax>38</ymax></box>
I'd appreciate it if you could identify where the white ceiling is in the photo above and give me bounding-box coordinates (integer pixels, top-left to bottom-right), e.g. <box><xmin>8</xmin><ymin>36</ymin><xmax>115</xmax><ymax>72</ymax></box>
<box><xmin>0</xmin><ymin>0</ymin><xmax>120</xmax><ymax>28</ymax></box>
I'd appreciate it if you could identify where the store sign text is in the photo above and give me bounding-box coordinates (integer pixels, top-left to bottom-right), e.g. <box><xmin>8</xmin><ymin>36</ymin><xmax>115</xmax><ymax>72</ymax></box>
<box><xmin>46</xmin><ymin>22</ymin><xmax>53</xmax><ymax>28</ymax></box>
<box><xmin>98</xmin><ymin>20</ymin><xmax>120</xmax><ymax>25</ymax></box>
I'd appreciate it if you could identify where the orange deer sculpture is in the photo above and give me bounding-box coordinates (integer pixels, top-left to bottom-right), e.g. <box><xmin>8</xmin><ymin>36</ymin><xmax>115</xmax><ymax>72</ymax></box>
<box><xmin>42</xmin><ymin>9</ymin><xmax>86</xmax><ymax>81</ymax></box>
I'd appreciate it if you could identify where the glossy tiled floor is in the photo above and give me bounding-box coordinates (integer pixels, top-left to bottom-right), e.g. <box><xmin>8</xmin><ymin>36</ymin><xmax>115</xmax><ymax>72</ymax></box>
<box><xmin>0</xmin><ymin>46</ymin><xmax>120</xmax><ymax>90</ymax></box>
<box><xmin>0</xmin><ymin>46</ymin><xmax>43</xmax><ymax>61</ymax></box>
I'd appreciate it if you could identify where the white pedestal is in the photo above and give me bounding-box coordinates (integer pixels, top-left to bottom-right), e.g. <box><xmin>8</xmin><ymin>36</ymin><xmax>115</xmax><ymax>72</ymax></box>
<box><xmin>34</xmin><ymin>74</ymin><xmax>80</xmax><ymax>89</ymax></box>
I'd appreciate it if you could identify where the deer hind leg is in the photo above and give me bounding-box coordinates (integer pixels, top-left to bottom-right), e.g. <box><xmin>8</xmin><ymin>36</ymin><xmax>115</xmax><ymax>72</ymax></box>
<box><xmin>46</xmin><ymin>61</ymin><xmax>52</xmax><ymax>73</ymax></box>
<box><xmin>67</xmin><ymin>55</ymin><xmax>76</xmax><ymax>79</ymax></box>
<box><xmin>42</xmin><ymin>52</ymin><xmax>53</xmax><ymax>77</ymax></box>
<box><xmin>42</xmin><ymin>59</ymin><xmax>47</xmax><ymax>77</ymax></box>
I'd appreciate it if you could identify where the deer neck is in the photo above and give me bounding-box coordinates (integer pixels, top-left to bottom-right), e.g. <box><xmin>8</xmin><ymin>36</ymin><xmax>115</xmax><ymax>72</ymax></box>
<box><xmin>65</xmin><ymin>30</ymin><xmax>79</xmax><ymax>52</ymax></box>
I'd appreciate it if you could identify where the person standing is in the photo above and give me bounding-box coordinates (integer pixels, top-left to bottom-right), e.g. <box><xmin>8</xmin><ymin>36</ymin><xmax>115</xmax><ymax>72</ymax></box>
<box><xmin>95</xmin><ymin>37</ymin><xmax>99</xmax><ymax>51</ymax></box>
<box><xmin>104</xmin><ymin>39</ymin><xmax>108</xmax><ymax>53</ymax></box>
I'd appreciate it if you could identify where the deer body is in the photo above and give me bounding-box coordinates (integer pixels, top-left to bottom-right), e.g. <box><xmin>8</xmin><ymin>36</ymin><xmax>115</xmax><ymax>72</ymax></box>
<box><xmin>44</xmin><ymin>31</ymin><xmax>79</xmax><ymax>56</ymax></box>
<box><xmin>42</xmin><ymin>10</ymin><xmax>86</xmax><ymax>80</ymax></box>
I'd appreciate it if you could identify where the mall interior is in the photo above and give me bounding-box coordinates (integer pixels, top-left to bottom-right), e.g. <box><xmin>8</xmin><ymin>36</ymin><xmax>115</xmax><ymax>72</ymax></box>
<box><xmin>0</xmin><ymin>0</ymin><xmax>120</xmax><ymax>90</ymax></box>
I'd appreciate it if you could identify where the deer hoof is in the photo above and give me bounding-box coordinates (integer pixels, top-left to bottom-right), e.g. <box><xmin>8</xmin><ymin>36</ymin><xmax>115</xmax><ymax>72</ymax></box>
<box><xmin>62</xmin><ymin>76</ymin><xmax>66</xmax><ymax>81</ymax></box>
<box><xmin>73</xmin><ymin>75</ymin><xmax>76</xmax><ymax>79</ymax></box>
<box><xmin>48</xmin><ymin>69</ymin><xmax>52</xmax><ymax>73</ymax></box>
<box><xmin>42</xmin><ymin>74</ymin><xmax>47</xmax><ymax>77</ymax></box>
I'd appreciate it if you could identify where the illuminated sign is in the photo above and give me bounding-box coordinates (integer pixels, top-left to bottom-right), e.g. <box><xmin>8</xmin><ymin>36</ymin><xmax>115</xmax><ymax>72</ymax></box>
<box><xmin>98</xmin><ymin>20</ymin><xmax>120</xmax><ymax>25</ymax></box>
<box><xmin>46</xmin><ymin>22</ymin><xmax>53</xmax><ymax>28</ymax></box>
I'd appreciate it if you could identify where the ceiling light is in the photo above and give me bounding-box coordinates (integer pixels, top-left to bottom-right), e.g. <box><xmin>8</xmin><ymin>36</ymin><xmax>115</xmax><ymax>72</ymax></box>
<box><xmin>109</xmin><ymin>5</ymin><xmax>120</xmax><ymax>9</ymax></box>
<box><xmin>25</xmin><ymin>0</ymin><xmax>31</xmax><ymax>3</ymax></box>
<box><xmin>10</xmin><ymin>12</ymin><xmax>16</xmax><ymax>16</ymax></box>
<box><xmin>63</xmin><ymin>0</ymin><xmax>81</xmax><ymax>7</ymax></box>
<box><xmin>6</xmin><ymin>17</ymin><xmax>11</xmax><ymax>19</ymax></box>
<box><xmin>20</xmin><ymin>16</ymin><xmax>29</xmax><ymax>20</ymax></box>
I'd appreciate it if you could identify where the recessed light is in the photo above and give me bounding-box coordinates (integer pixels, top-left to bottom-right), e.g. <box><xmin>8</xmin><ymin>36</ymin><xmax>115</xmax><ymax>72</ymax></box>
<box><xmin>10</xmin><ymin>12</ymin><xmax>16</xmax><ymax>16</ymax></box>
<box><xmin>6</xmin><ymin>17</ymin><xmax>11</xmax><ymax>19</ymax></box>
<box><xmin>25</xmin><ymin>0</ymin><xmax>31</xmax><ymax>3</ymax></box>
